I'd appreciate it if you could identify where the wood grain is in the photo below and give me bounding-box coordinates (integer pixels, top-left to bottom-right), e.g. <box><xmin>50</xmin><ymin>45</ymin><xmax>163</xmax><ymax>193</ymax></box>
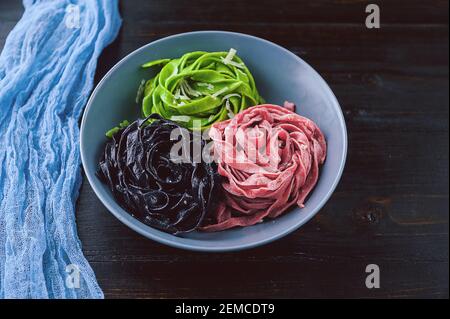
<box><xmin>1</xmin><ymin>0</ymin><xmax>448</xmax><ymax>298</ymax></box>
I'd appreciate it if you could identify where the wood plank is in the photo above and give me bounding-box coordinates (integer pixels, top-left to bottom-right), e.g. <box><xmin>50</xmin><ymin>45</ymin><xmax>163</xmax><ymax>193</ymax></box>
<box><xmin>1</xmin><ymin>1</ymin><xmax>449</xmax><ymax>25</ymax></box>
<box><xmin>115</xmin><ymin>0</ymin><xmax>449</xmax><ymax>25</ymax></box>
<box><xmin>78</xmin><ymin>17</ymin><xmax>448</xmax><ymax>297</ymax></box>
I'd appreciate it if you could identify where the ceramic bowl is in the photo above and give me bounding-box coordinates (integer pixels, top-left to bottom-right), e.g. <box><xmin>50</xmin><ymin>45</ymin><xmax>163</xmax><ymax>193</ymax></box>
<box><xmin>80</xmin><ymin>31</ymin><xmax>347</xmax><ymax>252</ymax></box>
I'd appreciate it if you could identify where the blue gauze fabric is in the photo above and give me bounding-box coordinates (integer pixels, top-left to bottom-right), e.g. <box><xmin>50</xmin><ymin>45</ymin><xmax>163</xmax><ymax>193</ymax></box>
<box><xmin>0</xmin><ymin>0</ymin><xmax>121</xmax><ymax>298</ymax></box>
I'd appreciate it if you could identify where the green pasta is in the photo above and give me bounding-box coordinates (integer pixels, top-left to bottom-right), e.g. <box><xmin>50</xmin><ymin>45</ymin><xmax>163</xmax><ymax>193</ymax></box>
<box><xmin>105</xmin><ymin>120</ymin><xmax>130</xmax><ymax>138</ymax></box>
<box><xmin>141</xmin><ymin>49</ymin><xmax>263</xmax><ymax>130</ymax></box>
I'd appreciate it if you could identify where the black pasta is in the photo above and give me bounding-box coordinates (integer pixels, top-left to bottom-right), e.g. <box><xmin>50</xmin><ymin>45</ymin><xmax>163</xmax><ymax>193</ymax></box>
<box><xmin>97</xmin><ymin>114</ymin><xmax>218</xmax><ymax>235</ymax></box>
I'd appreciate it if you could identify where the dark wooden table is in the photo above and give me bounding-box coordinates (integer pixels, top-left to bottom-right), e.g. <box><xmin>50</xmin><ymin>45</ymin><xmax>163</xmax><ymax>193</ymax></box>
<box><xmin>1</xmin><ymin>0</ymin><xmax>448</xmax><ymax>298</ymax></box>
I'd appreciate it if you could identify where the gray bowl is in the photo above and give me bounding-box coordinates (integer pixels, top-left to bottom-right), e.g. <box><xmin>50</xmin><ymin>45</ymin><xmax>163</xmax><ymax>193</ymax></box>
<box><xmin>80</xmin><ymin>31</ymin><xmax>347</xmax><ymax>252</ymax></box>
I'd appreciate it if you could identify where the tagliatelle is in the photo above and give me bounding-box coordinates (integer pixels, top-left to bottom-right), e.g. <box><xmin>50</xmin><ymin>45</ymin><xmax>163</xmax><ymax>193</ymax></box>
<box><xmin>141</xmin><ymin>49</ymin><xmax>263</xmax><ymax>130</ymax></box>
<box><xmin>97</xmin><ymin>114</ymin><xmax>219</xmax><ymax>234</ymax></box>
<box><xmin>201</xmin><ymin>103</ymin><xmax>327</xmax><ymax>231</ymax></box>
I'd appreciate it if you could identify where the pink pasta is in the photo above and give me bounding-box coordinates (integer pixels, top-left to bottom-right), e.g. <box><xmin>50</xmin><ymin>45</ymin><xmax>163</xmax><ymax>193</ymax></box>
<box><xmin>202</xmin><ymin>103</ymin><xmax>327</xmax><ymax>231</ymax></box>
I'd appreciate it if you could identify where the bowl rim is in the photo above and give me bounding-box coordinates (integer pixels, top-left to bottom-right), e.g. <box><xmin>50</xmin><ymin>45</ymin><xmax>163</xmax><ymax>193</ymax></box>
<box><xmin>80</xmin><ymin>30</ymin><xmax>348</xmax><ymax>252</ymax></box>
